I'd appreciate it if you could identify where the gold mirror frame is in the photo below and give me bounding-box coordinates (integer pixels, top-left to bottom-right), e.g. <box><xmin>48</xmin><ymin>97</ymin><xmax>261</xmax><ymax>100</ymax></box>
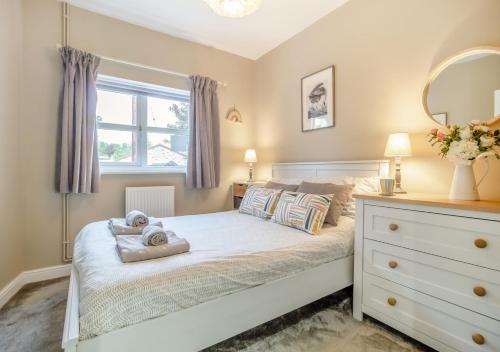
<box><xmin>422</xmin><ymin>46</ymin><xmax>500</xmax><ymax>126</ymax></box>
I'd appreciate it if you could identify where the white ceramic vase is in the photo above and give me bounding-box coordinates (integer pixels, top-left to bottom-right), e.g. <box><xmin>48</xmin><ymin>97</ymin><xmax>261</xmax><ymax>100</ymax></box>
<box><xmin>449</xmin><ymin>160</ymin><xmax>488</xmax><ymax>201</ymax></box>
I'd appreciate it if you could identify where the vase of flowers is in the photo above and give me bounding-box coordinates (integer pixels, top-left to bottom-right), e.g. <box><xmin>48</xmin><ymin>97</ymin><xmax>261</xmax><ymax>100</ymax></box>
<box><xmin>428</xmin><ymin>120</ymin><xmax>500</xmax><ymax>200</ymax></box>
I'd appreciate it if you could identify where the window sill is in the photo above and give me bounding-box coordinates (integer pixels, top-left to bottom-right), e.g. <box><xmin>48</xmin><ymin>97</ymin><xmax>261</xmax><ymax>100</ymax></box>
<box><xmin>101</xmin><ymin>166</ymin><xmax>187</xmax><ymax>175</ymax></box>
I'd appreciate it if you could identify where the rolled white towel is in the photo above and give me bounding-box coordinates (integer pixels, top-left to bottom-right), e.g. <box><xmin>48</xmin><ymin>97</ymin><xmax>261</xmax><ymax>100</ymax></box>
<box><xmin>142</xmin><ymin>225</ymin><xmax>170</xmax><ymax>246</ymax></box>
<box><xmin>109</xmin><ymin>218</ymin><xmax>162</xmax><ymax>236</ymax></box>
<box><xmin>126</xmin><ymin>210</ymin><xmax>149</xmax><ymax>227</ymax></box>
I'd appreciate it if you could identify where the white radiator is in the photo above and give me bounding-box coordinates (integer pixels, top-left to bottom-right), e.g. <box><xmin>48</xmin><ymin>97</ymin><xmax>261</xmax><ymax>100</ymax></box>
<box><xmin>125</xmin><ymin>186</ymin><xmax>175</xmax><ymax>217</ymax></box>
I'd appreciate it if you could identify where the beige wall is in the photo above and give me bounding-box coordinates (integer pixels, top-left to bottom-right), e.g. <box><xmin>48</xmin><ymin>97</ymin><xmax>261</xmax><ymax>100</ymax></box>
<box><xmin>428</xmin><ymin>55</ymin><xmax>500</xmax><ymax>125</ymax></box>
<box><xmin>0</xmin><ymin>0</ymin><xmax>24</xmax><ymax>288</ymax></box>
<box><xmin>21</xmin><ymin>0</ymin><xmax>254</xmax><ymax>270</ymax></box>
<box><xmin>4</xmin><ymin>0</ymin><xmax>500</xmax><ymax>278</ymax></box>
<box><xmin>253</xmin><ymin>0</ymin><xmax>500</xmax><ymax>199</ymax></box>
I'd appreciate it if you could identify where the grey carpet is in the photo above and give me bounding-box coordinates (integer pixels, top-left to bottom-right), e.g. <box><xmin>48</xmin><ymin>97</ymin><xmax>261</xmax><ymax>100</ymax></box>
<box><xmin>0</xmin><ymin>278</ymin><xmax>68</xmax><ymax>352</ymax></box>
<box><xmin>0</xmin><ymin>278</ymin><xmax>433</xmax><ymax>352</ymax></box>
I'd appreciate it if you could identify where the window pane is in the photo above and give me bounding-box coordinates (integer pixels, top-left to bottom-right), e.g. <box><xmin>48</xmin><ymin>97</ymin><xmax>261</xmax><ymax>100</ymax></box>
<box><xmin>98</xmin><ymin>129</ymin><xmax>137</xmax><ymax>163</ymax></box>
<box><xmin>147</xmin><ymin>96</ymin><xmax>189</xmax><ymax>129</ymax></box>
<box><xmin>97</xmin><ymin>90</ymin><xmax>136</xmax><ymax>125</ymax></box>
<box><xmin>147</xmin><ymin>132</ymin><xmax>188</xmax><ymax>167</ymax></box>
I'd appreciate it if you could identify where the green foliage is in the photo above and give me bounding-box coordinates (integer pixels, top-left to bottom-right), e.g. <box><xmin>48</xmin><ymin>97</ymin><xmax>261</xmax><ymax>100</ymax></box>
<box><xmin>428</xmin><ymin>121</ymin><xmax>500</xmax><ymax>160</ymax></box>
<box><xmin>167</xmin><ymin>102</ymin><xmax>189</xmax><ymax>130</ymax></box>
<box><xmin>99</xmin><ymin>141</ymin><xmax>132</xmax><ymax>161</ymax></box>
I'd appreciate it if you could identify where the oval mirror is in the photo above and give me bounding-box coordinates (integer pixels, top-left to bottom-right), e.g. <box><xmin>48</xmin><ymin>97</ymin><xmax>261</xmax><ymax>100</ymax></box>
<box><xmin>423</xmin><ymin>47</ymin><xmax>500</xmax><ymax>126</ymax></box>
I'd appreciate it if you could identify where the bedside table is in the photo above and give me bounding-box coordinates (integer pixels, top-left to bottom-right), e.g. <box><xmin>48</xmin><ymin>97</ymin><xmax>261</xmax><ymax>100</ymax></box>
<box><xmin>232</xmin><ymin>181</ymin><xmax>266</xmax><ymax>209</ymax></box>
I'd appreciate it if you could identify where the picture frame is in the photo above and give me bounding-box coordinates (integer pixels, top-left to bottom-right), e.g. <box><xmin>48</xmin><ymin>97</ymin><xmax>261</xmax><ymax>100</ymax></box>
<box><xmin>432</xmin><ymin>112</ymin><xmax>447</xmax><ymax>125</ymax></box>
<box><xmin>301</xmin><ymin>65</ymin><xmax>335</xmax><ymax>132</ymax></box>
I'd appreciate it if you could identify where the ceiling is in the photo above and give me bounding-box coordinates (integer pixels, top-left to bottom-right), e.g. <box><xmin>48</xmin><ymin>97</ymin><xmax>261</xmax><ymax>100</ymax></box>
<box><xmin>66</xmin><ymin>0</ymin><xmax>350</xmax><ymax>60</ymax></box>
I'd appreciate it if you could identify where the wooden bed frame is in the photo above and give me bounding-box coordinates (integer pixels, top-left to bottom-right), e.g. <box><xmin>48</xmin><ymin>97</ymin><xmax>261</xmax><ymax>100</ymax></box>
<box><xmin>62</xmin><ymin>160</ymin><xmax>389</xmax><ymax>352</ymax></box>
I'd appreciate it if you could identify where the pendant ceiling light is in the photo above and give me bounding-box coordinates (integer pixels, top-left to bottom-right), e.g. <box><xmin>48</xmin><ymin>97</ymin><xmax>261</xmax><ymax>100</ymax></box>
<box><xmin>203</xmin><ymin>0</ymin><xmax>262</xmax><ymax>18</ymax></box>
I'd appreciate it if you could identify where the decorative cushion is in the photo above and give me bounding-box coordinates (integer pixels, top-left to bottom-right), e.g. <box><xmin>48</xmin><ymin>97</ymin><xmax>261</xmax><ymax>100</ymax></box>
<box><xmin>264</xmin><ymin>181</ymin><xmax>299</xmax><ymax>192</ymax></box>
<box><xmin>239</xmin><ymin>187</ymin><xmax>282</xmax><ymax>219</ymax></box>
<box><xmin>296</xmin><ymin>182</ymin><xmax>354</xmax><ymax>226</ymax></box>
<box><xmin>271</xmin><ymin>177</ymin><xmax>377</xmax><ymax>220</ymax></box>
<box><xmin>272</xmin><ymin>192</ymin><xmax>332</xmax><ymax>235</ymax></box>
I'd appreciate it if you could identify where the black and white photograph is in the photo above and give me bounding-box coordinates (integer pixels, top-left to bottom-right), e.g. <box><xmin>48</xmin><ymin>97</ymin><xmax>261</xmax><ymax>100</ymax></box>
<box><xmin>301</xmin><ymin>65</ymin><xmax>335</xmax><ymax>132</ymax></box>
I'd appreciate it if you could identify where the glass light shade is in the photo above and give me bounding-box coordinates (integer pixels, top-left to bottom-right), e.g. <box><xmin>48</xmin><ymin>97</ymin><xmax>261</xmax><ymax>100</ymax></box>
<box><xmin>203</xmin><ymin>0</ymin><xmax>262</xmax><ymax>18</ymax></box>
<box><xmin>384</xmin><ymin>133</ymin><xmax>412</xmax><ymax>157</ymax></box>
<box><xmin>244</xmin><ymin>149</ymin><xmax>257</xmax><ymax>163</ymax></box>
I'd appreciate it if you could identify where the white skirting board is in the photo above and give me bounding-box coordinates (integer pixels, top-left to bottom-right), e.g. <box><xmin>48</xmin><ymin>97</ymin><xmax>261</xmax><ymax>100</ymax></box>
<box><xmin>0</xmin><ymin>264</ymin><xmax>72</xmax><ymax>309</ymax></box>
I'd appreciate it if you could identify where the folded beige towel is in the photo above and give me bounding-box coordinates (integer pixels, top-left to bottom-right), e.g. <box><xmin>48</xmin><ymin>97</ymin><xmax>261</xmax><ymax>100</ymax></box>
<box><xmin>109</xmin><ymin>218</ymin><xmax>162</xmax><ymax>235</ymax></box>
<box><xmin>142</xmin><ymin>225</ymin><xmax>171</xmax><ymax>246</ymax></box>
<box><xmin>126</xmin><ymin>210</ymin><xmax>149</xmax><ymax>227</ymax></box>
<box><xmin>116</xmin><ymin>234</ymin><xmax>190</xmax><ymax>263</ymax></box>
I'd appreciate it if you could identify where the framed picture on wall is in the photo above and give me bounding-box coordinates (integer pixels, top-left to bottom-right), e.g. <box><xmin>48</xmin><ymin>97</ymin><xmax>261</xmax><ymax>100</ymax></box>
<box><xmin>301</xmin><ymin>65</ymin><xmax>335</xmax><ymax>132</ymax></box>
<box><xmin>432</xmin><ymin>112</ymin><xmax>447</xmax><ymax>125</ymax></box>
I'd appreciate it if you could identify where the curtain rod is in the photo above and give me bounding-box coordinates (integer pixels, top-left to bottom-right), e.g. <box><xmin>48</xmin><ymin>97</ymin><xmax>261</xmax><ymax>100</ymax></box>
<box><xmin>55</xmin><ymin>44</ymin><xmax>228</xmax><ymax>87</ymax></box>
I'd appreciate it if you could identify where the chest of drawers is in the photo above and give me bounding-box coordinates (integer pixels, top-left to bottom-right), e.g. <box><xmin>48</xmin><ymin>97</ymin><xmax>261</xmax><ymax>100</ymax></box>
<box><xmin>353</xmin><ymin>193</ymin><xmax>500</xmax><ymax>352</ymax></box>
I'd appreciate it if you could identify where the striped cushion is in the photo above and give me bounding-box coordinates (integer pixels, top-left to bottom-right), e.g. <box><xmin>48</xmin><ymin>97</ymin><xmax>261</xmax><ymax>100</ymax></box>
<box><xmin>272</xmin><ymin>192</ymin><xmax>332</xmax><ymax>235</ymax></box>
<box><xmin>239</xmin><ymin>187</ymin><xmax>282</xmax><ymax>219</ymax></box>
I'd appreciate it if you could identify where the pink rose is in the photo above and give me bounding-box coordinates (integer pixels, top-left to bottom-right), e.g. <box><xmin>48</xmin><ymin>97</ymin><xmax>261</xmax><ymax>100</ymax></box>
<box><xmin>437</xmin><ymin>132</ymin><xmax>445</xmax><ymax>141</ymax></box>
<box><xmin>431</xmin><ymin>128</ymin><xmax>438</xmax><ymax>135</ymax></box>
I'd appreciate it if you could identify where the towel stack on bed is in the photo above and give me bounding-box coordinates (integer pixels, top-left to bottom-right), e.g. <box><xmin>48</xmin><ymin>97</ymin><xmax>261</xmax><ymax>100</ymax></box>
<box><xmin>116</xmin><ymin>233</ymin><xmax>190</xmax><ymax>263</ymax></box>
<box><xmin>108</xmin><ymin>216</ymin><xmax>163</xmax><ymax>235</ymax></box>
<box><xmin>110</xmin><ymin>210</ymin><xmax>190</xmax><ymax>263</ymax></box>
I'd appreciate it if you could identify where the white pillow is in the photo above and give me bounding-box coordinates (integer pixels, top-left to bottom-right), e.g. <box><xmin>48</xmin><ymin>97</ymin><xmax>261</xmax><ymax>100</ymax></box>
<box><xmin>345</xmin><ymin>176</ymin><xmax>380</xmax><ymax>217</ymax></box>
<box><xmin>352</xmin><ymin>176</ymin><xmax>380</xmax><ymax>193</ymax></box>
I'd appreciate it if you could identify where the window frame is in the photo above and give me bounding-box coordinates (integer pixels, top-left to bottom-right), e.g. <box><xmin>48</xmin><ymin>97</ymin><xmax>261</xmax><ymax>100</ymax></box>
<box><xmin>96</xmin><ymin>75</ymin><xmax>190</xmax><ymax>174</ymax></box>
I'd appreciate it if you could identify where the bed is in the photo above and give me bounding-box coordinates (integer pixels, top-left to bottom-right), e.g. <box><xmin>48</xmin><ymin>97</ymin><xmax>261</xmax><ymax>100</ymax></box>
<box><xmin>62</xmin><ymin>160</ymin><xmax>389</xmax><ymax>352</ymax></box>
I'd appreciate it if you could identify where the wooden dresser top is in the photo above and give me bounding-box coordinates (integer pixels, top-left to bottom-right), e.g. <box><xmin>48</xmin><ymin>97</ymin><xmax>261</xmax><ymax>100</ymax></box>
<box><xmin>353</xmin><ymin>192</ymin><xmax>500</xmax><ymax>214</ymax></box>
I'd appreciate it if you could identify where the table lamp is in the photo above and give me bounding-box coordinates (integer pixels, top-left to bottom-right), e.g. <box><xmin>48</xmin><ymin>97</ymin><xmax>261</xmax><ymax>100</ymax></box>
<box><xmin>244</xmin><ymin>149</ymin><xmax>257</xmax><ymax>182</ymax></box>
<box><xmin>384</xmin><ymin>133</ymin><xmax>412</xmax><ymax>193</ymax></box>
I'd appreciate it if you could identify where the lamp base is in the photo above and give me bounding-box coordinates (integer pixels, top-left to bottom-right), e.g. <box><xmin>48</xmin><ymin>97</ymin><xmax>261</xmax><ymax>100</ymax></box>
<box><xmin>248</xmin><ymin>163</ymin><xmax>254</xmax><ymax>182</ymax></box>
<box><xmin>393</xmin><ymin>157</ymin><xmax>406</xmax><ymax>194</ymax></box>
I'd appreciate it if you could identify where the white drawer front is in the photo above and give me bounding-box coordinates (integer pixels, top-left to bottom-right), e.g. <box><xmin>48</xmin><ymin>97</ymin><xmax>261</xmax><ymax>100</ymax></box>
<box><xmin>363</xmin><ymin>205</ymin><xmax>500</xmax><ymax>270</ymax></box>
<box><xmin>363</xmin><ymin>274</ymin><xmax>500</xmax><ymax>352</ymax></box>
<box><xmin>363</xmin><ymin>239</ymin><xmax>500</xmax><ymax>320</ymax></box>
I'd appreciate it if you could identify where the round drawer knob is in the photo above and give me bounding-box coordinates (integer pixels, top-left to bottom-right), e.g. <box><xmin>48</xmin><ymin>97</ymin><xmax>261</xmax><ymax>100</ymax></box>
<box><xmin>474</xmin><ymin>239</ymin><xmax>487</xmax><ymax>249</ymax></box>
<box><xmin>387</xmin><ymin>297</ymin><xmax>397</xmax><ymax>306</ymax></box>
<box><xmin>472</xmin><ymin>333</ymin><xmax>485</xmax><ymax>345</ymax></box>
<box><xmin>473</xmin><ymin>286</ymin><xmax>487</xmax><ymax>297</ymax></box>
<box><xmin>389</xmin><ymin>223</ymin><xmax>399</xmax><ymax>231</ymax></box>
<box><xmin>388</xmin><ymin>261</ymin><xmax>398</xmax><ymax>269</ymax></box>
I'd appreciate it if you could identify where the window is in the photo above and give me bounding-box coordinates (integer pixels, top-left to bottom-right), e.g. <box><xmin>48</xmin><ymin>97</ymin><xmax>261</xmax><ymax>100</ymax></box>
<box><xmin>96</xmin><ymin>75</ymin><xmax>190</xmax><ymax>173</ymax></box>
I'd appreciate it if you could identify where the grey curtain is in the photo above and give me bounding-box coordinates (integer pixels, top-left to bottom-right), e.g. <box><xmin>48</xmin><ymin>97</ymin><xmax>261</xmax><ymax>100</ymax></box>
<box><xmin>186</xmin><ymin>75</ymin><xmax>220</xmax><ymax>189</ymax></box>
<box><xmin>57</xmin><ymin>47</ymin><xmax>101</xmax><ymax>194</ymax></box>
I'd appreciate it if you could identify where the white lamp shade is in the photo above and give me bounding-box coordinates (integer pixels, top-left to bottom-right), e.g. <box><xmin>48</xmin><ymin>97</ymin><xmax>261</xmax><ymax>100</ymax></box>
<box><xmin>384</xmin><ymin>133</ymin><xmax>412</xmax><ymax>157</ymax></box>
<box><xmin>244</xmin><ymin>149</ymin><xmax>257</xmax><ymax>163</ymax></box>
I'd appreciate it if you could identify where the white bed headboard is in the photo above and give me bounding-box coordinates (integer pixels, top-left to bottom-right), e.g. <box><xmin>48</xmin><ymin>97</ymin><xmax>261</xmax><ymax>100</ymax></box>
<box><xmin>272</xmin><ymin>160</ymin><xmax>389</xmax><ymax>179</ymax></box>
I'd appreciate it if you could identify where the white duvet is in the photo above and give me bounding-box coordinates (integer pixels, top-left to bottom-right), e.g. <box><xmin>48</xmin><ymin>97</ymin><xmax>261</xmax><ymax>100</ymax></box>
<box><xmin>73</xmin><ymin>211</ymin><xmax>354</xmax><ymax>340</ymax></box>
